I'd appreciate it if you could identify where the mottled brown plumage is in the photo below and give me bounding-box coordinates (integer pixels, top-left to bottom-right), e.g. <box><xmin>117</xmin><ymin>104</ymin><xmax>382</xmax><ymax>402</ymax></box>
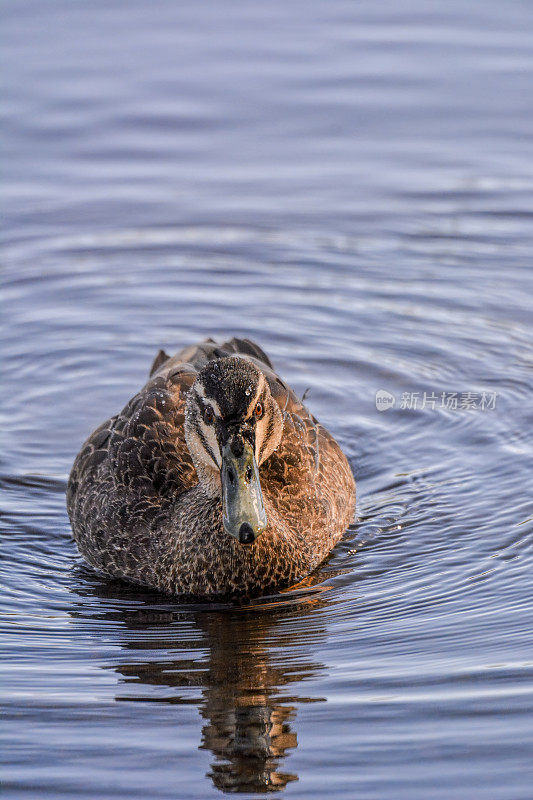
<box><xmin>67</xmin><ymin>337</ymin><xmax>355</xmax><ymax>600</ymax></box>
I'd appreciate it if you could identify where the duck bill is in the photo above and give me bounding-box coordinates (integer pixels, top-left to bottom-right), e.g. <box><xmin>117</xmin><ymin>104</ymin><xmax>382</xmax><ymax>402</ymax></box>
<box><xmin>221</xmin><ymin>440</ymin><xmax>267</xmax><ymax>544</ymax></box>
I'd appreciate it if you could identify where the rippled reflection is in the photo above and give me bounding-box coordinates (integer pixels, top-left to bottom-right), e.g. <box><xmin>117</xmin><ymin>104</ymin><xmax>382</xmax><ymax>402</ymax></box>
<box><xmin>69</xmin><ymin>584</ymin><xmax>329</xmax><ymax>794</ymax></box>
<box><xmin>3</xmin><ymin>2</ymin><xmax>533</xmax><ymax>793</ymax></box>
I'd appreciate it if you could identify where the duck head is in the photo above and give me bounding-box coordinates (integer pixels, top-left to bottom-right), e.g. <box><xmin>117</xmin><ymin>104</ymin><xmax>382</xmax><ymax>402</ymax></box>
<box><xmin>184</xmin><ymin>356</ymin><xmax>283</xmax><ymax>544</ymax></box>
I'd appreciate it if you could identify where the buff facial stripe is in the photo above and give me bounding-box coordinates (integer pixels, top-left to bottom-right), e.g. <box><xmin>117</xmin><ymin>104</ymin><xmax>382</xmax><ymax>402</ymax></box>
<box><xmin>257</xmin><ymin>415</ymin><xmax>274</xmax><ymax>464</ymax></box>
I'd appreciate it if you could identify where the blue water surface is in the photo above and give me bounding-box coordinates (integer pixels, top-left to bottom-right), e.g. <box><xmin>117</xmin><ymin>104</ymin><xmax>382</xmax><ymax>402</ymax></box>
<box><xmin>2</xmin><ymin>2</ymin><xmax>533</xmax><ymax>798</ymax></box>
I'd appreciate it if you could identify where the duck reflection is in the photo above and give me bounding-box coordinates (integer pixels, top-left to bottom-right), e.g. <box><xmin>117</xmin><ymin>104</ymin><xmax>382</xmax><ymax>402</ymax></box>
<box><xmin>197</xmin><ymin>611</ymin><xmax>307</xmax><ymax>792</ymax></box>
<box><xmin>71</xmin><ymin>576</ymin><xmax>331</xmax><ymax>794</ymax></box>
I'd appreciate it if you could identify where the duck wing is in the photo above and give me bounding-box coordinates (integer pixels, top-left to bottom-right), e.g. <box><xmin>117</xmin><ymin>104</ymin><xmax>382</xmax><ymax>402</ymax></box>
<box><xmin>68</xmin><ymin>365</ymin><xmax>200</xmax><ymax>521</ymax></box>
<box><xmin>149</xmin><ymin>336</ymin><xmax>274</xmax><ymax>379</ymax></box>
<box><xmin>258</xmin><ymin>357</ymin><xmax>355</xmax><ymax>532</ymax></box>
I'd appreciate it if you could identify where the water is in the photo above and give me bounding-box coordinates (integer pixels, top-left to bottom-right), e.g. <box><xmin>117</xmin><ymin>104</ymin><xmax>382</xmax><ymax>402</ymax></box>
<box><xmin>2</xmin><ymin>1</ymin><xmax>533</xmax><ymax>797</ymax></box>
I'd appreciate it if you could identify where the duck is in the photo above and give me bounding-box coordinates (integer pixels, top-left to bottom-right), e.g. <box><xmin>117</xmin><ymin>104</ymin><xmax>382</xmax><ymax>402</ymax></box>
<box><xmin>67</xmin><ymin>337</ymin><xmax>356</xmax><ymax>600</ymax></box>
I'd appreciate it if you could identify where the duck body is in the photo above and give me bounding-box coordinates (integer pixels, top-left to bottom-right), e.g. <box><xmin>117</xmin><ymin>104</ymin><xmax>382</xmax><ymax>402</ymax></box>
<box><xmin>67</xmin><ymin>338</ymin><xmax>355</xmax><ymax>600</ymax></box>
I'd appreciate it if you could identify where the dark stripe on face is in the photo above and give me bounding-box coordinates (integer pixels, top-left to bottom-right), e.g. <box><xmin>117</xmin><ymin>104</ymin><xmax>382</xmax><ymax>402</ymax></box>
<box><xmin>245</xmin><ymin>386</ymin><xmax>266</xmax><ymax>420</ymax></box>
<box><xmin>193</xmin><ymin>411</ymin><xmax>219</xmax><ymax>467</ymax></box>
<box><xmin>193</xmin><ymin>389</ymin><xmax>210</xmax><ymax>415</ymax></box>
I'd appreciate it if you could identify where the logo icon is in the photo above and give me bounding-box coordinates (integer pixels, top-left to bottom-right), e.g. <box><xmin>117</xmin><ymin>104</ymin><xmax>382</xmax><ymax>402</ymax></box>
<box><xmin>375</xmin><ymin>389</ymin><xmax>395</xmax><ymax>412</ymax></box>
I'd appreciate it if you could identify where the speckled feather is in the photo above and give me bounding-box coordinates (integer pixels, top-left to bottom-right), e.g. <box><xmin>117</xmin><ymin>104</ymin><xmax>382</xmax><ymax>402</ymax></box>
<box><xmin>67</xmin><ymin>338</ymin><xmax>356</xmax><ymax>600</ymax></box>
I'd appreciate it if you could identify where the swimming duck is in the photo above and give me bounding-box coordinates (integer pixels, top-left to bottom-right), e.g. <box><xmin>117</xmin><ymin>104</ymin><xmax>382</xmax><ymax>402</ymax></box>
<box><xmin>67</xmin><ymin>338</ymin><xmax>355</xmax><ymax>599</ymax></box>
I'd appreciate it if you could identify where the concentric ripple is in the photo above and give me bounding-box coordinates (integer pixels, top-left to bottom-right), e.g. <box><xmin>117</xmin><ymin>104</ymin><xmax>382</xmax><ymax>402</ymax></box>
<box><xmin>3</xmin><ymin>0</ymin><xmax>533</xmax><ymax>796</ymax></box>
<box><xmin>2</xmin><ymin>220</ymin><xmax>532</xmax><ymax>799</ymax></box>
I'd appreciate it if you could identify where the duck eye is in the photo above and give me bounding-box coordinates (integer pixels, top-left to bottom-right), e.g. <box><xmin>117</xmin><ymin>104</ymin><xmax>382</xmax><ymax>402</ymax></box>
<box><xmin>203</xmin><ymin>405</ymin><xmax>215</xmax><ymax>425</ymax></box>
<box><xmin>254</xmin><ymin>401</ymin><xmax>264</xmax><ymax>419</ymax></box>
